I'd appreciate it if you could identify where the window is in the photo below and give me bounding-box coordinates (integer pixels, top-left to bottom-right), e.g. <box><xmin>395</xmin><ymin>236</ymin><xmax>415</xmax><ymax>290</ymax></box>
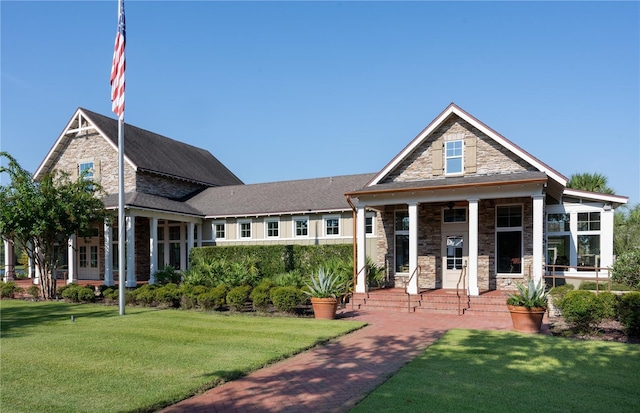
<box><xmin>239</xmin><ymin>220</ymin><xmax>252</xmax><ymax>239</ymax></box>
<box><xmin>443</xmin><ymin>208</ymin><xmax>466</xmax><ymax>223</ymax></box>
<box><xmin>445</xmin><ymin>140</ymin><xmax>463</xmax><ymax>174</ymax></box>
<box><xmin>79</xmin><ymin>246</ymin><xmax>87</xmax><ymax>268</ymax></box>
<box><xmin>79</xmin><ymin>162</ymin><xmax>94</xmax><ymax>180</ymax></box>
<box><xmin>547</xmin><ymin>213</ymin><xmax>571</xmax><ymax>268</ymax></box>
<box><xmin>547</xmin><ymin>213</ymin><xmax>570</xmax><ymax>232</ymax></box>
<box><xmin>365</xmin><ymin>214</ymin><xmax>375</xmax><ymax>235</ymax></box>
<box><xmin>446</xmin><ymin>236</ymin><xmax>464</xmax><ymax>270</ymax></box>
<box><xmin>577</xmin><ymin>212</ymin><xmax>601</xmax><ymax>269</ymax></box>
<box><xmin>169</xmin><ymin>225</ymin><xmax>181</xmax><ymax>268</ymax></box>
<box><xmin>496</xmin><ymin>205</ymin><xmax>522</xmax><ymax>274</ymax></box>
<box><xmin>214</xmin><ymin>222</ymin><xmax>226</xmax><ymax>240</ymax></box>
<box><xmin>395</xmin><ymin>210</ymin><xmax>409</xmax><ymax>273</ymax></box>
<box><xmin>294</xmin><ymin>217</ymin><xmax>308</xmax><ymax>237</ymax></box>
<box><xmin>266</xmin><ymin>219</ymin><xmax>279</xmax><ymax>238</ymax></box>
<box><xmin>90</xmin><ymin>246</ymin><xmax>98</xmax><ymax>268</ymax></box>
<box><xmin>324</xmin><ymin>216</ymin><xmax>339</xmax><ymax>236</ymax></box>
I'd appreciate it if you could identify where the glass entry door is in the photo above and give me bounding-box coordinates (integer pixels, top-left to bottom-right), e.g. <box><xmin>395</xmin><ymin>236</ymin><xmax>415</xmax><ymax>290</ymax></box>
<box><xmin>442</xmin><ymin>232</ymin><xmax>468</xmax><ymax>288</ymax></box>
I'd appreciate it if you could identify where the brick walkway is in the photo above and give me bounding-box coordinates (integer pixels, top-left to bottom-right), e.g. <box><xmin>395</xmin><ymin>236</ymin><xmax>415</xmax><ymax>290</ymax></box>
<box><xmin>160</xmin><ymin>308</ymin><xmax>525</xmax><ymax>413</ymax></box>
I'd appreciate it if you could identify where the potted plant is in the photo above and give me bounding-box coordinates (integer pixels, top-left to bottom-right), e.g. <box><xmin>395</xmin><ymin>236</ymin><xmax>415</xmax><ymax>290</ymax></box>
<box><xmin>304</xmin><ymin>268</ymin><xmax>345</xmax><ymax>319</ymax></box>
<box><xmin>506</xmin><ymin>278</ymin><xmax>549</xmax><ymax>333</ymax></box>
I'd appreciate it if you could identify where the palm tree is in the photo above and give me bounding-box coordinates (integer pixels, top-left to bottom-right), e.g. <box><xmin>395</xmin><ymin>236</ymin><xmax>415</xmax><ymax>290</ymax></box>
<box><xmin>567</xmin><ymin>172</ymin><xmax>615</xmax><ymax>194</ymax></box>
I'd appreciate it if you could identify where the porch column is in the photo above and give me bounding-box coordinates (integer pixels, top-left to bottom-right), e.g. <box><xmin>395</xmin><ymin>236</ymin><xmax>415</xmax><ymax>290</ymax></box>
<box><xmin>179</xmin><ymin>224</ymin><xmax>186</xmax><ymax>271</ymax></box>
<box><xmin>3</xmin><ymin>239</ymin><xmax>15</xmax><ymax>282</ymax></box>
<box><xmin>67</xmin><ymin>234</ymin><xmax>77</xmax><ymax>284</ymax></box>
<box><xmin>196</xmin><ymin>224</ymin><xmax>202</xmax><ymax>248</ymax></box>
<box><xmin>125</xmin><ymin>215</ymin><xmax>137</xmax><ymax>287</ymax></box>
<box><xmin>600</xmin><ymin>206</ymin><xmax>615</xmax><ymax>270</ymax></box>
<box><xmin>33</xmin><ymin>245</ymin><xmax>41</xmax><ymax>284</ymax></box>
<box><xmin>356</xmin><ymin>206</ymin><xmax>367</xmax><ymax>293</ymax></box>
<box><xmin>104</xmin><ymin>222</ymin><xmax>114</xmax><ymax>286</ymax></box>
<box><xmin>187</xmin><ymin>222</ymin><xmax>195</xmax><ymax>270</ymax></box>
<box><xmin>27</xmin><ymin>242</ymin><xmax>34</xmax><ymax>279</ymax></box>
<box><xmin>468</xmin><ymin>198</ymin><xmax>479</xmax><ymax>296</ymax></box>
<box><xmin>532</xmin><ymin>195</ymin><xmax>544</xmax><ymax>284</ymax></box>
<box><xmin>149</xmin><ymin>217</ymin><xmax>158</xmax><ymax>284</ymax></box>
<box><xmin>408</xmin><ymin>202</ymin><xmax>419</xmax><ymax>295</ymax></box>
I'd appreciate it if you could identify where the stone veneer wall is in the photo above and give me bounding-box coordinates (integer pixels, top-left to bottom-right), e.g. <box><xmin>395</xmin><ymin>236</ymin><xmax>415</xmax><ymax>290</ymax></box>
<box><xmin>48</xmin><ymin>130</ymin><xmax>136</xmax><ymax>194</ymax></box>
<box><xmin>382</xmin><ymin>115</ymin><xmax>535</xmax><ymax>183</ymax></box>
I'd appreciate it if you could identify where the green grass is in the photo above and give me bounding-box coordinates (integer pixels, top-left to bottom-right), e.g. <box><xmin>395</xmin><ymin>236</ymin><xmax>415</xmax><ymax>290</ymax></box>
<box><xmin>351</xmin><ymin>329</ymin><xmax>640</xmax><ymax>413</ymax></box>
<box><xmin>1</xmin><ymin>300</ymin><xmax>365</xmax><ymax>413</ymax></box>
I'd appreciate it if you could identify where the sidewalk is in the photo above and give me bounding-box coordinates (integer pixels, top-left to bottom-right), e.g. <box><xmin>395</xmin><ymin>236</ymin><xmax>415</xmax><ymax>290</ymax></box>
<box><xmin>160</xmin><ymin>309</ymin><xmax>516</xmax><ymax>413</ymax></box>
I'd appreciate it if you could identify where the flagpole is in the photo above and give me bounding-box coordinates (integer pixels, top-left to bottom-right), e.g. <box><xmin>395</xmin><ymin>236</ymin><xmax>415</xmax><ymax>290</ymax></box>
<box><xmin>118</xmin><ymin>119</ymin><xmax>125</xmax><ymax>315</ymax></box>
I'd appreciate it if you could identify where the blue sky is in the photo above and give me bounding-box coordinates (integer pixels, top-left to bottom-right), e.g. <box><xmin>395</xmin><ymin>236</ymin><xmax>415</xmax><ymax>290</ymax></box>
<box><xmin>1</xmin><ymin>1</ymin><xmax>638</xmax><ymax>206</ymax></box>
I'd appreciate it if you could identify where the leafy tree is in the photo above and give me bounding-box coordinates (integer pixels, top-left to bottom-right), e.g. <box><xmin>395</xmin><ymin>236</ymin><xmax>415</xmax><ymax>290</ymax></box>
<box><xmin>614</xmin><ymin>204</ymin><xmax>640</xmax><ymax>255</ymax></box>
<box><xmin>0</xmin><ymin>152</ymin><xmax>106</xmax><ymax>299</ymax></box>
<box><xmin>611</xmin><ymin>250</ymin><xmax>640</xmax><ymax>290</ymax></box>
<box><xmin>567</xmin><ymin>172</ymin><xmax>615</xmax><ymax>194</ymax></box>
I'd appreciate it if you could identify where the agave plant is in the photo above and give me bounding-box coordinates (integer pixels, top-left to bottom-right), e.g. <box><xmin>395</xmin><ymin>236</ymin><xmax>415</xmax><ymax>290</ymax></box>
<box><xmin>507</xmin><ymin>278</ymin><xmax>549</xmax><ymax>309</ymax></box>
<box><xmin>303</xmin><ymin>268</ymin><xmax>345</xmax><ymax>299</ymax></box>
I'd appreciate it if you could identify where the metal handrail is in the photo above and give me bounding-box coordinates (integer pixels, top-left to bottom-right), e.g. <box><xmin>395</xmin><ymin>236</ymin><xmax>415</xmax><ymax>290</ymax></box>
<box><xmin>544</xmin><ymin>264</ymin><xmax>611</xmax><ymax>293</ymax></box>
<box><xmin>456</xmin><ymin>261</ymin><xmax>468</xmax><ymax>316</ymax></box>
<box><xmin>405</xmin><ymin>265</ymin><xmax>421</xmax><ymax>313</ymax></box>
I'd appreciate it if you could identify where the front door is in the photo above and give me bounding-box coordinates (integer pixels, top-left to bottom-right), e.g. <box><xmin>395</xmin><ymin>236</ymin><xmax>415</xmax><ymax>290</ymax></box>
<box><xmin>442</xmin><ymin>232</ymin><xmax>468</xmax><ymax>289</ymax></box>
<box><xmin>78</xmin><ymin>235</ymin><xmax>100</xmax><ymax>280</ymax></box>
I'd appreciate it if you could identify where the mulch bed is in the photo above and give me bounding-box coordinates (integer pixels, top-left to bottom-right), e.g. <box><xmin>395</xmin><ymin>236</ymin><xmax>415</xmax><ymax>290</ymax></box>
<box><xmin>548</xmin><ymin>314</ymin><xmax>640</xmax><ymax>344</ymax></box>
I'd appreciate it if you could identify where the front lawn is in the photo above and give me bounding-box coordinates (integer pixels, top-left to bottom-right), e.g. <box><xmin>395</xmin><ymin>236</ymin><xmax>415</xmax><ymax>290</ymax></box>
<box><xmin>1</xmin><ymin>300</ymin><xmax>365</xmax><ymax>413</ymax></box>
<box><xmin>351</xmin><ymin>329</ymin><xmax>640</xmax><ymax>413</ymax></box>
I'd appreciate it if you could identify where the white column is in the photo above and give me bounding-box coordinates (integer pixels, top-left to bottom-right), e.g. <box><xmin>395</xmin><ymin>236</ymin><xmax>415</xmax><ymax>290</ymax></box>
<box><xmin>356</xmin><ymin>206</ymin><xmax>367</xmax><ymax>293</ymax></box>
<box><xmin>187</xmin><ymin>222</ymin><xmax>195</xmax><ymax>270</ymax></box>
<box><xmin>104</xmin><ymin>222</ymin><xmax>114</xmax><ymax>286</ymax></box>
<box><xmin>408</xmin><ymin>202</ymin><xmax>419</xmax><ymax>295</ymax></box>
<box><xmin>33</xmin><ymin>245</ymin><xmax>41</xmax><ymax>284</ymax></box>
<box><xmin>468</xmin><ymin>199</ymin><xmax>479</xmax><ymax>296</ymax></box>
<box><xmin>532</xmin><ymin>195</ymin><xmax>544</xmax><ymax>284</ymax></box>
<box><xmin>196</xmin><ymin>224</ymin><xmax>202</xmax><ymax>247</ymax></box>
<box><xmin>3</xmin><ymin>239</ymin><xmax>15</xmax><ymax>282</ymax></box>
<box><xmin>67</xmin><ymin>234</ymin><xmax>77</xmax><ymax>284</ymax></box>
<box><xmin>149</xmin><ymin>217</ymin><xmax>158</xmax><ymax>284</ymax></box>
<box><xmin>126</xmin><ymin>215</ymin><xmax>137</xmax><ymax>287</ymax></box>
<box><xmin>600</xmin><ymin>207</ymin><xmax>615</xmax><ymax>270</ymax></box>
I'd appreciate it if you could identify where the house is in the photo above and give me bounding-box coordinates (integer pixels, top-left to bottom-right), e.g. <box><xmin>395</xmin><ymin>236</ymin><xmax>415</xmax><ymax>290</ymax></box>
<box><xmin>8</xmin><ymin>103</ymin><xmax>627</xmax><ymax>295</ymax></box>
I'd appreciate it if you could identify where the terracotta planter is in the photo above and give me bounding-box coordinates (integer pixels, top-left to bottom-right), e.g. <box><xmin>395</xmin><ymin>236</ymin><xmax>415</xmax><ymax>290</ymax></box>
<box><xmin>508</xmin><ymin>305</ymin><xmax>546</xmax><ymax>333</ymax></box>
<box><xmin>310</xmin><ymin>297</ymin><xmax>338</xmax><ymax>319</ymax></box>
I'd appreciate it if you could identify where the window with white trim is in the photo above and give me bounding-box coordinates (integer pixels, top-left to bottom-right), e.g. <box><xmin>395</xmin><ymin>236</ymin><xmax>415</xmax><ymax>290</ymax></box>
<box><xmin>79</xmin><ymin>161</ymin><xmax>94</xmax><ymax>180</ymax></box>
<box><xmin>294</xmin><ymin>217</ymin><xmax>308</xmax><ymax>237</ymax></box>
<box><xmin>265</xmin><ymin>219</ymin><xmax>279</xmax><ymax>238</ymax></box>
<box><xmin>547</xmin><ymin>213</ymin><xmax>570</xmax><ymax>268</ymax></box>
<box><xmin>443</xmin><ymin>208</ymin><xmax>466</xmax><ymax>223</ymax></box>
<box><xmin>324</xmin><ymin>215</ymin><xmax>340</xmax><ymax>236</ymax></box>
<box><xmin>496</xmin><ymin>205</ymin><xmax>522</xmax><ymax>274</ymax></box>
<box><xmin>577</xmin><ymin>212</ymin><xmax>600</xmax><ymax>269</ymax></box>
<box><xmin>395</xmin><ymin>210</ymin><xmax>409</xmax><ymax>273</ymax></box>
<box><xmin>445</xmin><ymin>140</ymin><xmax>463</xmax><ymax>175</ymax></box>
<box><xmin>365</xmin><ymin>213</ymin><xmax>375</xmax><ymax>235</ymax></box>
<box><xmin>239</xmin><ymin>220</ymin><xmax>252</xmax><ymax>239</ymax></box>
<box><xmin>213</xmin><ymin>221</ymin><xmax>226</xmax><ymax>240</ymax></box>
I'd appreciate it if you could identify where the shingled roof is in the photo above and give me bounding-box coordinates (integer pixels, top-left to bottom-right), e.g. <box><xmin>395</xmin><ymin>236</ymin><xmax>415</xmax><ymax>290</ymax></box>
<box><xmin>186</xmin><ymin>173</ymin><xmax>376</xmax><ymax>217</ymax></box>
<box><xmin>80</xmin><ymin>108</ymin><xmax>243</xmax><ymax>187</ymax></box>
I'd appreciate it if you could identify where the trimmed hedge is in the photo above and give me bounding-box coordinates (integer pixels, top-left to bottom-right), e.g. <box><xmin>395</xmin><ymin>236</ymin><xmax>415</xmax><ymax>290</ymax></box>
<box><xmin>226</xmin><ymin>285</ymin><xmax>252</xmax><ymax>311</ymax></box>
<box><xmin>618</xmin><ymin>292</ymin><xmax>640</xmax><ymax>337</ymax></box>
<box><xmin>190</xmin><ymin>244</ymin><xmax>352</xmax><ymax>280</ymax></box>
<box><xmin>270</xmin><ymin>286</ymin><xmax>305</xmax><ymax>313</ymax></box>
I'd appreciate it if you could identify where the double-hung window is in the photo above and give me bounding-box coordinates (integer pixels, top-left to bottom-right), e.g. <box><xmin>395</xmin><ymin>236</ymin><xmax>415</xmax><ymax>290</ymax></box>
<box><xmin>214</xmin><ymin>221</ymin><xmax>226</xmax><ymax>240</ymax></box>
<box><xmin>577</xmin><ymin>212</ymin><xmax>600</xmax><ymax>269</ymax></box>
<box><xmin>547</xmin><ymin>213</ymin><xmax>570</xmax><ymax>268</ymax></box>
<box><xmin>239</xmin><ymin>220</ymin><xmax>252</xmax><ymax>239</ymax></box>
<box><xmin>445</xmin><ymin>140</ymin><xmax>463</xmax><ymax>175</ymax></box>
<box><xmin>324</xmin><ymin>215</ymin><xmax>340</xmax><ymax>236</ymax></box>
<box><xmin>294</xmin><ymin>217</ymin><xmax>308</xmax><ymax>237</ymax></box>
<box><xmin>265</xmin><ymin>219</ymin><xmax>279</xmax><ymax>238</ymax></box>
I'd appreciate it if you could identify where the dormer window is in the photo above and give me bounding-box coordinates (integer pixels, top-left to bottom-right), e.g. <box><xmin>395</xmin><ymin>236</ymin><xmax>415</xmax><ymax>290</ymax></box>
<box><xmin>445</xmin><ymin>140</ymin><xmax>463</xmax><ymax>175</ymax></box>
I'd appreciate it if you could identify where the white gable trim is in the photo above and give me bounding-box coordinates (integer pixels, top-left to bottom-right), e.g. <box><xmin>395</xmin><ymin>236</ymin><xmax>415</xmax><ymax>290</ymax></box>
<box><xmin>368</xmin><ymin>103</ymin><xmax>568</xmax><ymax>187</ymax></box>
<box><xmin>34</xmin><ymin>108</ymin><xmax>137</xmax><ymax>180</ymax></box>
<box><xmin>563</xmin><ymin>188</ymin><xmax>628</xmax><ymax>205</ymax></box>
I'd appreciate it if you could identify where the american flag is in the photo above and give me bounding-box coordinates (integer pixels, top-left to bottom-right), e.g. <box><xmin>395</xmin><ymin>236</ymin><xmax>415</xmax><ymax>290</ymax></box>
<box><xmin>110</xmin><ymin>0</ymin><xmax>126</xmax><ymax>120</ymax></box>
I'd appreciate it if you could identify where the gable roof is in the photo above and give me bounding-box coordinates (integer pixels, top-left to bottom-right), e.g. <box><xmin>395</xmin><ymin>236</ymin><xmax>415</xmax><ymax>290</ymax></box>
<box><xmin>35</xmin><ymin>108</ymin><xmax>243</xmax><ymax>187</ymax></box>
<box><xmin>368</xmin><ymin>103</ymin><xmax>568</xmax><ymax>188</ymax></box>
<box><xmin>186</xmin><ymin>173</ymin><xmax>376</xmax><ymax>218</ymax></box>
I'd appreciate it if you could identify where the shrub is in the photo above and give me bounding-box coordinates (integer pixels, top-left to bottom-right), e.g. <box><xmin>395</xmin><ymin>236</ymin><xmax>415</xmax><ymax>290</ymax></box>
<box><xmin>596</xmin><ymin>291</ymin><xmax>618</xmax><ymax>320</ymax></box>
<box><xmin>61</xmin><ymin>284</ymin><xmax>95</xmax><ymax>303</ymax></box>
<box><xmin>271</xmin><ymin>270</ymin><xmax>304</xmax><ymax>288</ymax></box>
<box><xmin>130</xmin><ymin>284</ymin><xmax>158</xmax><ymax>306</ymax></box>
<box><xmin>250</xmin><ymin>280</ymin><xmax>274</xmax><ymax>311</ymax></box>
<box><xmin>154</xmin><ymin>266</ymin><xmax>182</xmax><ymax>285</ymax></box>
<box><xmin>611</xmin><ymin>250</ymin><xmax>640</xmax><ymax>290</ymax></box>
<box><xmin>578</xmin><ymin>281</ymin><xmax>636</xmax><ymax>291</ymax></box>
<box><xmin>103</xmin><ymin>287</ymin><xmax>119</xmax><ymax>302</ymax></box>
<box><xmin>0</xmin><ymin>281</ymin><xmax>22</xmax><ymax>299</ymax></box>
<box><xmin>618</xmin><ymin>292</ymin><xmax>640</xmax><ymax>337</ymax></box>
<box><xmin>560</xmin><ymin>290</ymin><xmax>605</xmax><ymax>333</ymax></box>
<box><xmin>549</xmin><ymin>284</ymin><xmax>575</xmax><ymax>312</ymax></box>
<box><xmin>226</xmin><ymin>285</ymin><xmax>252</xmax><ymax>311</ymax></box>
<box><xmin>270</xmin><ymin>286</ymin><xmax>305</xmax><ymax>313</ymax></box>
<box><xmin>179</xmin><ymin>284</ymin><xmax>208</xmax><ymax>309</ymax></box>
<box><xmin>154</xmin><ymin>283</ymin><xmax>181</xmax><ymax>308</ymax></box>
<box><xmin>26</xmin><ymin>285</ymin><xmax>40</xmax><ymax>299</ymax></box>
<box><xmin>197</xmin><ymin>285</ymin><xmax>227</xmax><ymax>310</ymax></box>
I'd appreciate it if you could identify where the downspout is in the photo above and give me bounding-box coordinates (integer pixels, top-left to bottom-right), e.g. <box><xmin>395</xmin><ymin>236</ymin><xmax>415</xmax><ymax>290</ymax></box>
<box><xmin>346</xmin><ymin>195</ymin><xmax>358</xmax><ymax>295</ymax></box>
